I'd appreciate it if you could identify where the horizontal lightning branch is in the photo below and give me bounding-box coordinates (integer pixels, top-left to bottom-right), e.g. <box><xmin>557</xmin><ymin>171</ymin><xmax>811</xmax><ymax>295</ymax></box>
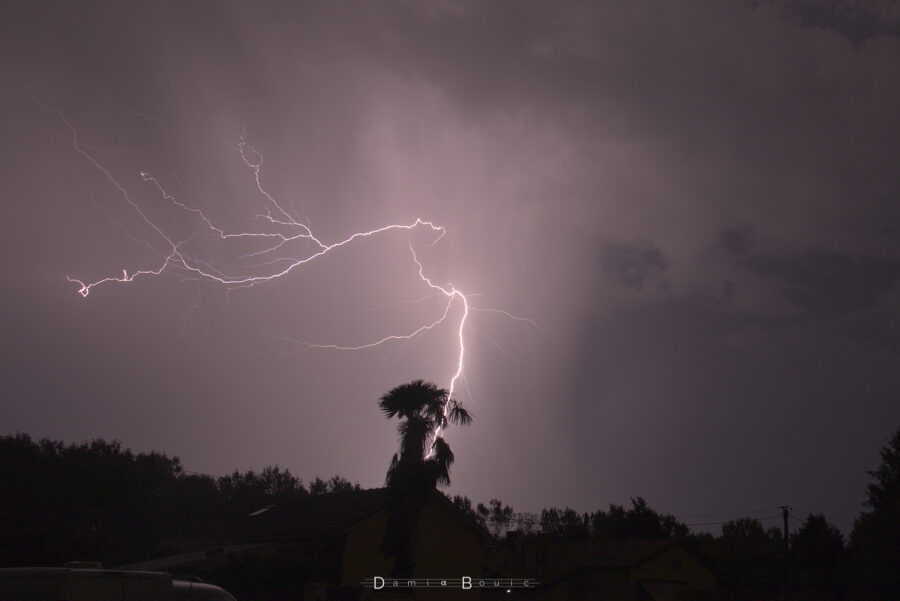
<box><xmin>44</xmin><ymin>100</ymin><xmax>537</xmax><ymax>450</ymax></box>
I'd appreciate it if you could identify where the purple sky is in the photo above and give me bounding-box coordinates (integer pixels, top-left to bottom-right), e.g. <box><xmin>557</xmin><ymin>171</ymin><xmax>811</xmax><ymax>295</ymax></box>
<box><xmin>2</xmin><ymin>1</ymin><xmax>899</xmax><ymax>535</ymax></box>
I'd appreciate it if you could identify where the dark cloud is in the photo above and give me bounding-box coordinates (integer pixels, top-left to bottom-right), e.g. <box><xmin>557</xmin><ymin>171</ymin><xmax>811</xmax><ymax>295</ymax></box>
<box><xmin>772</xmin><ymin>0</ymin><xmax>900</xmax><ymax>47</ymax></box>
<box><xmin>742</xmin><ymin>251</ymin><xmax>900</xmax><ymax>319</ymax></box>
<box><xmin>563</xmin><ymin>292</ymin><xmax>898</xmax><ymax>531</ymax></box>
<box><xmin>599</xmin><ymin>242</ymin><xmax>667</xmax><ymax>291</ymax></box>
<box><xmin>1</xmin><ymin>0</ymin><xmax>898</xmax><ymax>532</ymax></box>
<box><xmin>721</xmin><ymin>228</ymin><xmax>756</xmax><ymax>256</ymax></box>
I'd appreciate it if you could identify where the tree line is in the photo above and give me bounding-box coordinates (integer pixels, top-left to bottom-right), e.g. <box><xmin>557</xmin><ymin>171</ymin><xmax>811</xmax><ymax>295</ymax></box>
<box><xmin>380</xmin><ymin>380</ymin><xmax>898</xmax><ymax>600</ymax></box>
<box><xmin>1</xmin><ymin>383</ymin><xmax>897</xmax><ymax>600</ymax></box>
<box><xmin>0</xmin><ymin>433</ymin><xmax>357</xmax><ymax>567</ymax></box>
<box><xmin>448</xmin><ymin>428</ymin><xmax>899</xmax><ymax>601</ymax></box>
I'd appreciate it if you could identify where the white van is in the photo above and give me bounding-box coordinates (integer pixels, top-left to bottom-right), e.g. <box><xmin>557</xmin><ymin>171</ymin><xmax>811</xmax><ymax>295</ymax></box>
<box><xmin>0</xmin><ymin>567</ymin><xmax>236</xmax><ymax>601</ymax></box>
<box><xmin>173</xmin><ymin>579</ymin><xmax>237</xmax><ymax>601</ymax></box>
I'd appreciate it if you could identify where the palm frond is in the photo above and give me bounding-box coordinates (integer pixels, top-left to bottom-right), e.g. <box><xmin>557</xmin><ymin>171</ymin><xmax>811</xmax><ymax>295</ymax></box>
<box><xmin>446</xmin><ymin>399</ymin><xmax>473</xmax><ymax>427</ymax></box>
<box><xmin>424</xmin><ymin>394</ymin><xmax>448</xmax><ymax>423</ymax></box>
<box><xmin>379</xmin><ymin>379</ymin><xmax>447</xmax><ymax>420</ymax></box>
<box><xmin>428</xmin><ymin>438</ymin><xmax>455</xmax><ymax>487</ymax></box>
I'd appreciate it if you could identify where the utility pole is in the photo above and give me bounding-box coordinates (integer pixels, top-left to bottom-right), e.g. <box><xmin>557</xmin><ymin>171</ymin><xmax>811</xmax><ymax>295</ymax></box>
<box><xmin>779</xmin><ymin>505</ymin><xmax>791</xmax><ymax>552</ymax></box>
<box><xmin>779</xmin><ymin>505</ymin><xmax>792</xmax><ymax>599</ymax></box>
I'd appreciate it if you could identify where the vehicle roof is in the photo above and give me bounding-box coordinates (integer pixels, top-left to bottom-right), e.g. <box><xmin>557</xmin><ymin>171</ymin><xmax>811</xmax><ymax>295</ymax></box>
<box><xmin>0</xmin><ymin>568</ymin><xmax>169</xmax><ymax>578</ymax></box>
<box><xmin>173</xmin><ymin>580</ymin><xmax>236</xmax><ymax>600</ymax></box>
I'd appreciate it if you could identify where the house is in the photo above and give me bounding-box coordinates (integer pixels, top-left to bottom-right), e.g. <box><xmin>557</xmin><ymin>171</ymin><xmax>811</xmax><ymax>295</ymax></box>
<box><xmin>484</xmin><ymin>537</ymin><xmax>716</xmax><ymax>601</ymax></box>
<box><xmin>122</xmin><ymin>488</ymin><xmax>492</xmax><ymax>600</ymax></box>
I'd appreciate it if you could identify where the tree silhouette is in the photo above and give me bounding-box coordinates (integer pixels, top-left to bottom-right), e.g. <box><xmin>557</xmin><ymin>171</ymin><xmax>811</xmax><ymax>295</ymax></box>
<box><xmin>377</xmin><ymin>379</ymin><xmax>472</xmax><ymax>577</ymax></box>
<box><xmin>535</xmin><ymin>498</ymin><xmax>688</xmax><ymax>542</ymax></box>
<box><xmin>379</xmin><ymin>379</ymin><xmax>471</xmax><ymax>490</ymax></box>
<box><xmin>714</xmin><ymin>517</ymin><xmax>783</xmax><ymax>597</ymax></box>
<box><xmin>791</xmin><ymin>513</ymin><xmax>844</xmax><ymax>593</ymax></box>
<box><xmin>0</xmin><ymin>433</ymin><xmax>185</xmax><ymax>566</ymax></box>
<box><xmin>216</xmin><ymin>465</ymin><xmax>308</xmax><ymax>530</ymax></box>
<box><xmin>541</xmin><ymin>507</ymin><xmax>590</xmax><ymax>541</ymax></box>
<box><xmin>308</xmin><ymin>475</ymin><xmax>361</xmax><ymax>495</ymax></box>
<box><xmin>851</xmin><ymin>424</ymin><xmax>900</xmax><ymax>599</ymax></box>
<box><xmin>478</xmin><ymin>499</ymin><xmax>514</xmax><ymax>539</ymax></box>
<box><xmin>451</xmin><ymin>495</ymin><xmax>487</xmax><ymax>528</ymax></box>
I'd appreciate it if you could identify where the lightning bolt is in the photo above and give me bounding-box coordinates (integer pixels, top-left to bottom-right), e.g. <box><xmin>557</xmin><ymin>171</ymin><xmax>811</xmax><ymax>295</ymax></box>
<box><xmin>43</xmin><ymin>99</ymin><xmax>537</xmax><ymax>453</ymax></box>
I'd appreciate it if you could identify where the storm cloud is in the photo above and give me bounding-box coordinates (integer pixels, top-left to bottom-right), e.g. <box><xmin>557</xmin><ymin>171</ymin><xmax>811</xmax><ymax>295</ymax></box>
<box><xmin>1</xmin><ymin>0</ymin><xmax>898</xmax><ymax>532</ymax></box>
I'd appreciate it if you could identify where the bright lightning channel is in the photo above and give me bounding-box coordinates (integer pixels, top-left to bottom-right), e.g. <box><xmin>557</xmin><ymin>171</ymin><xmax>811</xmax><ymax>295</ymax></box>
<box><xmin>45</xmin><ymin>101</ymin><xmax>537</xmax><ymax>452</ymax></box>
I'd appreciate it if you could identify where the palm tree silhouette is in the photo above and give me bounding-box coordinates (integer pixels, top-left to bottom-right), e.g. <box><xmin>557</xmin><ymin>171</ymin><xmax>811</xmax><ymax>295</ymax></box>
<box><xmin>377</xmin><ymin>379</ymin><xmax>472</xmax><ymax>576</ymax></box>
<box><xmin>379</xmin><ymin>379</ymin><xmax>472</xmax><ymax>489</ymax></box>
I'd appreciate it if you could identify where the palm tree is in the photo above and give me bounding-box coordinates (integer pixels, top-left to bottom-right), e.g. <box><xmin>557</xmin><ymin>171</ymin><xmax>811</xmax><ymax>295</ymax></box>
<box><xmin>377</xmin><ymin>379</ymin><xmax>472</xmax><ymax>576</ymax></box>
<box><xmin>379</xmin><ymin>379</ymin><xmax>472</xmax><ymax>489</ymax></box>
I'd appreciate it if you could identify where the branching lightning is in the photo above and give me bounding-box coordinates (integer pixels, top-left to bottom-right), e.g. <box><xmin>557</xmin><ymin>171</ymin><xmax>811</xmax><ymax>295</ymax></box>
<box><xmin>45</xmin><ymin>100</ymin><xmax>538</xmax><ymax>452</ymax></box>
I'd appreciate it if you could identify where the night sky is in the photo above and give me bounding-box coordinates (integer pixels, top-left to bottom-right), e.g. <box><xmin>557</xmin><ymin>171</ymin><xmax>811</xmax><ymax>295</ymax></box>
<box><xmin>2</xmin><ymin>1</ymin><xmax>899</xmax><ymax>535</ymax></box>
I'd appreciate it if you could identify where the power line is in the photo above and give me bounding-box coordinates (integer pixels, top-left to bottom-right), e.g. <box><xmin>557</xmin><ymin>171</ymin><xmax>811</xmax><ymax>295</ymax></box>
<box><xmin>503</xmin><ymin>506</ymin><xmax>785</xmax><ymax>522</ymax></box>
<box><xmin>788</xmin><ymin>507</ymin><xmax>854</xmax><ymax>529</ymax></box>
<box><xmin>684</xmin><ymin>514</ymin><xmax>784</xmax><ymax>527</ymax></box>
<box><xmin>676</xmin><ymin>506</ymin><xmax>782</xmax><ymax>520</ymax></box>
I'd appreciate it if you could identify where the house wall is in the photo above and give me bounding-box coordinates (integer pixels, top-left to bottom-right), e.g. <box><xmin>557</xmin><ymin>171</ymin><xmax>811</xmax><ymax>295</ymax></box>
<box><xmin>485</xmin><ymin>545</ymin><xmax>716</xmax><ymax>601</ymax></box>
<box><xmin>540</xmin><ymin>570</ymin><xmax>632</xmax><ymax>601</ymax></box>
<box><xmin>631</xmin><ymin>546</ymin><xmax>717</xmax><ymax>591</ymax></box>
<box><xmin>341</xmin><ymin>511</ymin><xmax>392</xmax><ymax>586</ymax></box>
<box><xmin>340</xmin><ymin>496</ymin><xmax>486</xmax><ymax>599</ymax></box>
<box><xmin>411</xmin><ymin>497</ymin><xmax>485</xmax><ymax>577</ymax></box>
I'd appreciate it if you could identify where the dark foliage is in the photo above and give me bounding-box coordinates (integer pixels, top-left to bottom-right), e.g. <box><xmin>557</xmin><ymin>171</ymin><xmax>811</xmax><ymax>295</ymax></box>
<box><xmin>0</xmin><ymin>432</ymin><xmax>356</xmax><ymax>568</ymax></box>
<box><xmin>0</xmin><ymin>433</ymin><xmax>184</xmax><ymax>567</ymax></box>
<box><xmin>4</xmin><ymin>422</ymin><xmax>898</xmax><ymax>600</ymax></box>
<box><xmin>712</xmin><ymin>518</ymin><xmax>785</xmax><ymax>598</ymax></box>
<box><xmin>307</xmin><ymin>475</ymin><xmax>360</xmax><ymax>496</ymax></box>
<box><xmin>849</xmin><ymin>425</ymin><xmax>900</xmax><ymax>600</ymax></box>
<box><xmin>538</xmin><ymin>497</ymin><xmax>688</xmax><ymax>542</ymax></box>
<box><xmin>451</xmin><ymin>495</ymin><xmax>484</xmax><ymax>526</ymax></box>
<box><xmin>791</xmin><ymin>513</ymin><xmax>845</xmax><ymax>594</ymax></box>
<box><xmin>478</xmin><ymin>499</ymin><xmax>514</xmax><ymax>538</ymax></box>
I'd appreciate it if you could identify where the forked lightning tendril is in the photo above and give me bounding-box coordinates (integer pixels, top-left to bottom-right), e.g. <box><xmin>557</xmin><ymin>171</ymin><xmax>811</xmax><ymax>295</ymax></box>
<box><xmin>44</xmin><ymin>101</ymin><xmax>537</xmax><ymax>452</ymax></box>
